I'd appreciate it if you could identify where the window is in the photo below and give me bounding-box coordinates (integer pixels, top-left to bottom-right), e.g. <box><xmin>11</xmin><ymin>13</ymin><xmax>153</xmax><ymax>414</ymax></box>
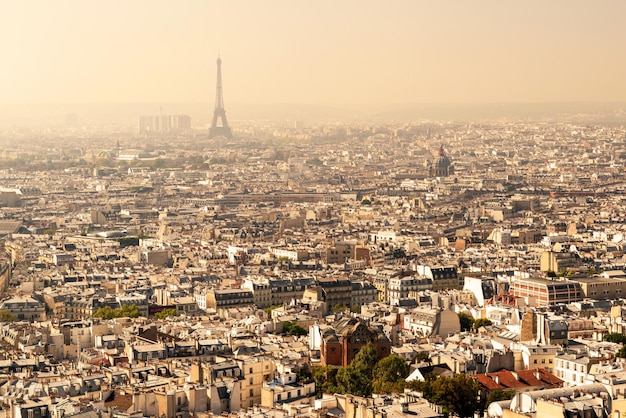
<box><xmin>250</xmin><ymin>389</ymin><xmax>254</xmax><ymax>397</ymax></box>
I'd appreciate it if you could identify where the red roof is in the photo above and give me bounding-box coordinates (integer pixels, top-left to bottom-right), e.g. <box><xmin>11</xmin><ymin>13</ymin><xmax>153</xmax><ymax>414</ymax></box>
<box><xmin>536</xmin><ymin>368</ymin><xmax>564</xmax><ymax>386</ymax></box>
<box><xmin>474</xmin><ymin>374</ymin><xmax>504</xmax><ymax>390</ymax></box>
<box><xmin>487</xmin><ymin>371</ymin><xmax>527</xmax><ymax>389</ymax></box>
<box><xmin>473</xmin><ymin>368</ymin><xmax>563</xmax><ymax>391</ymax></box>
<box><xmin>516</xmin><ymin>369</ymin><xmax>545</xmax><ymax>386</ymax></box>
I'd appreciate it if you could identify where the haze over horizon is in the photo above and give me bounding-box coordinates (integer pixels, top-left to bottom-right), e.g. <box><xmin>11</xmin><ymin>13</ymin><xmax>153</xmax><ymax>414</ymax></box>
<box><xmin>2</xmin><ymin>0</ymin><xmax>626</xmax><ymax>111</ymax></box>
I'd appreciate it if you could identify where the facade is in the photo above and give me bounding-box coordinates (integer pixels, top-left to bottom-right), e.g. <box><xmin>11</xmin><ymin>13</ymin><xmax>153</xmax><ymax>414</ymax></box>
<box><xmin>269</xmin><ymin>277</ymin><xmax>314</xmax><ymax>306</ymax></box>
<box><xmin>260</xmin><ymin>372</ymin><xmax>316</xmax><ymax>409</ymax></box>
<box><xmin>387</xmin><ymin>276</ymin><xmax>432</xmax><ymax>306</ymax></box>
<box><xmin>242</xmin><ymin>277</ymin><xmax>272</xmax><ymax>308</ymax></box>
<box><xmin>540</xmin><ymin>250</ymin><xmax>581</xmax><ymax>273</ymax></box>
<box><xmin>325</xmin><ymin>241</ymin><xmax>354</xmax><ymax>264</ymax></box>
<box><xmin>570</xmin><ymin>276</ymin><xmax>626</xmax><ymax>300</ymax></box>
<box><xmin>236</xmin><ymin>357</ymin><xmax>275</xmax><ymax>409</ymax></box>
<box><xmin>205</xmin><ymin>289</ymin><xmax>254</xmax><ymax>311</ymax></box>
<box><xmin>554</xmin><ymin>354</ymin><xmax>597</xmax><ymax>386</ymax></box>
<box><xmin>0</xmin><ymin>297</ymin><xmax>46</xmax><ymax>322</ymax></box>
<box><xmin>318</xmin><ymin>277</ymin><xmax>352</xmax><ymax>310</ymax></box>
<box><xmin>417</xmin><ymin>265</ymin><xmax>459</xmax><ymax>291</ymax></box>
<box><xmin>510</xmin><ymin>277</ymin><xmax>583</xmax><ymax>307</ymax></box>
<box><xmin>350</xmin><ymin>281</ymin><xmax>378</xmax><ymax>307</ymax></box>
<box><xmin>402</xmin><ymin>307</ymin><xmax>461</xmax><ymax>338</ymax></box>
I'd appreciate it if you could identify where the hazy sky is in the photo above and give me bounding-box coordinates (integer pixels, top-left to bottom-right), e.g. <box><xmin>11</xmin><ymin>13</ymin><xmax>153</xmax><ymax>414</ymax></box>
<box><xmin>2</xmin><ymin>1</ymin><xmax>626</xmax><ymax>106</ymax></box>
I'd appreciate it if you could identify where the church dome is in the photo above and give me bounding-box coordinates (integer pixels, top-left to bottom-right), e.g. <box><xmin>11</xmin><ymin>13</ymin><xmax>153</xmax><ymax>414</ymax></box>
<box><xmin>430</xmin><ymin>145</ymin><xmax>454</xmax><ymax>177</ymax></box>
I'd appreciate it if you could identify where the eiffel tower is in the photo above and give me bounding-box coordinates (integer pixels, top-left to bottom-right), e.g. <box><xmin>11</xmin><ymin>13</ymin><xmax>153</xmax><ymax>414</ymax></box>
<box><xmin>208</xmin><ymin>55</ymin><xmax>233</xmax><ymax>139</ymax></box>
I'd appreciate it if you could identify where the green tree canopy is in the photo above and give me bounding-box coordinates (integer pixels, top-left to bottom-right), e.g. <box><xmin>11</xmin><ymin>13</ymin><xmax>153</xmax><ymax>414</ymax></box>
<box><xmin>336</xmin><ymin>364</ymin><xmax>372</xmax><ymax>397</ymax></box>
<box><xmin>604</xmin><ymin>333</ymin><xmax>626</xmax><ymax>344</ymax></box>
<box><xmin>459</xmin><ymin>312</ymin><xmax>474</xmax><ymax>332</ymax></box>
<box><xmin>486</xmin><ymin>389</ymin><xmax>516</xmax><ymax>406</ymax></box>
<box><xmin>429</xmin><ymin>374</ymin><xmax>481</xmax><ymax>417</ymax></box>
<box><xmin>335</xmin><ymin>343</ymin><xmax>379</xmax><ymax>397</ymax></box>
<box><xmin>312</xmin><ymin>344</ymin><xmax>412</xmax><ymax>399</ymax></box>
<box><xmin>94</xmin><ymin>304</ymin><xmax>140</xmax><ymax>320</ymax></box>
<box><xmin>332</xmin><ymin>304</ymin><xmax>349</xmax><ymax>313</ymax></box>
<box><xmin>0</xmin><ymin>310</ymin><xmax>16</xmax><ymax>322</ymax></box>
<box><xmin>154</xmin><ymin>308</ymin><xmax>178</xmax><ymax>319</ymax></box>
<box><xmin>283</xmin><ymin>321</ymin><xmax>308</xmax><ymax>336</ymax></box>
<box><xmin>473</xmin><ymin>318</ymin><xmax>493</xmax><ymax>331</ymax></box>
<box><xmin>372</xmin><ymin>355</ymin><xmax>409</xmax><ymax>394</ymax></box>
<box><xmin>312</xmin><ymin>366</ymin><xmax>339</xmax><ymax>397</ymax></box>
<box><xmin>351</xmin><ymin>342</ymin><xmax>378</xmax><ymax>379</ymax></box>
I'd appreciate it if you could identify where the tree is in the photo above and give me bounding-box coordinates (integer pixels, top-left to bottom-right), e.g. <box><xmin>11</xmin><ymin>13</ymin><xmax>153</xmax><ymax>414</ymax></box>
<box><xmin>486</xmin><ymin>389</ymin><xmax>516</xmax><ymax>406</ymax></box>
<box><xmin>312</xmin><ymin>366</ymin><xmax>339</xmax><ymax>397</ymax></box>
<box><xmin>263</xmin><ymin>305</ymin><xmax>282</xmax><ymax>318</ymax></box>
<box><xmin>473</xmin><ymin>318</ymin><xmax>493</xmax><ymax>331</ymax></box>
<box><xmin>315</xmin><ymin>344</ymin><xmax>413</xmax><ymax>398</ymax></box>
<box><xmin>459</xmin><ymin>312</ymin><xmax>474</xmax><ymax>332</ymax></box>
<box><xmin>332</xmin><ymin>304</ymin><xmax>348</xmax><ymax>313</ymax></box>
<box><xmin>335</xmin><ymin>343</ymin><xmax>379</xmax><ymax>397</ymax></box>
<box><xmin>429</xmin><ymin>374</ymin><xmax>481</xmax><ymax>417</ymax></box>
<box><xmin>604</xmin><ymin>333</ymin><xmax>626</xmax><ymax>344</ymax></box>
<box><xmin>119</xmin><ymin>304</ymin><xmax>140</xmax><ymax>318</ymax></box>
<box><xmin>94</xmin><ymin>306</ymin><xmax>116</xmax><ymax>320</ymax></box>
<box><xmin>372</xmin><ymin>355</ymin><xmax>409</xmax><ymax>394</ymax></box>
<box><xmin>393</xmin><ymin>248</ymin><xmax>407</xmax><ymax>259</ymax></box>
<box><xmin>617</xmin><ymin>346</ymin><xmax>626</xmax><ymax>358</ymax></box>
<box><xmin>94</xmin><ymin>304</ymin><xmax>141</xmax><ymax>319</ymax></box>
<box><xmin>361</xmin><ymin>198</ymin><xmax>372</xmax><ymax>205</ymax></box>
<box><xmin>337</xmin><ymin>364</ymin><xmax>372</xmax><ymax>397</ymax></box>
<box><xmin>351</xmin><ymin>342</ymin><xmax>378</xmax><ymax>378</ymax></box>
<box><xmin>0</xmin><ymin>310</ymin><xmax>16</xmax><ymax>322</ymax></box>
<box><xmin>154</xmin><ymin>308</ymin><xmax>178</xmax><ymax>319</ymax></box>
<box><xmin>283</xmin><ymin>321</ymin><xmax>308</xmax><ymax>336</ymax></box>
<box><xmin>414</xmin><ymin>351</ymin><xmax>430</xmax><ymax>363</ymax></box>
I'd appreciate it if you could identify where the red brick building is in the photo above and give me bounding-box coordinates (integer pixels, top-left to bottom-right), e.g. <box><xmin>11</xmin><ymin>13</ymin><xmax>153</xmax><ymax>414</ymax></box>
<box><xmin>320</xmin><ymin>317</ymin><xmax>391</xmax><ymax>367</ymax></box>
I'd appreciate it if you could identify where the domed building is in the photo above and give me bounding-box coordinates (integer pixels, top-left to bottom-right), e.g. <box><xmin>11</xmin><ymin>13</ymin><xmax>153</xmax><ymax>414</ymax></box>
<box><xmin>428</xmin><ymin>144</ymin><xmax>454</xmax><ymax>177</ymax></box>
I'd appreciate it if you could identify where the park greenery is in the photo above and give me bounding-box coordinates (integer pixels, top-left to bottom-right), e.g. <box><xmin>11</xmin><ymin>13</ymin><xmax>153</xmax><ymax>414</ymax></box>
<box><xmin>153</xmin><ymin>308</ymin><xmax>178</xmax><ymax>319</ymax></box>
<box><xmin>94</xmin><ymin>304</ymin><xmax>140</xmax><ymax>319</ymax></box>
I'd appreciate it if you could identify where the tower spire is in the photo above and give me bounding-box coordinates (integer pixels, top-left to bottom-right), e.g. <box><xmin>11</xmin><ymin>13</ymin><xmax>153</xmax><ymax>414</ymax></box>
<box><xmin>209</xmin><ymin>55</ymin><xmax>233</xmax><ymax>139</ymax></box>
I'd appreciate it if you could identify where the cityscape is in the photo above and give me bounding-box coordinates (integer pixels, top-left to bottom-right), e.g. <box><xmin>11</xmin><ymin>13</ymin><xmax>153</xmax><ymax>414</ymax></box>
<box><xmin>2</xmin><ymin>2</ymin><xmax>626</xmax><ymax>418</ymax></box>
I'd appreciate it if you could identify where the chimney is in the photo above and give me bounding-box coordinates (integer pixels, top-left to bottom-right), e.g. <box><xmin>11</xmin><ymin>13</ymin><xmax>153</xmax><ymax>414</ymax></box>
<box><xmin>535</xmin><ymin>312</ymin><xmax>547</xmax><ymax>345</ymax></box>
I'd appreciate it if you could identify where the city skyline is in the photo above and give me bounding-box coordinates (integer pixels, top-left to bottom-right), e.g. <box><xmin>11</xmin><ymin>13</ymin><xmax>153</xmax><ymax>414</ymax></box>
<box><xmin>2</xmin><ymin>1</ymin><xmax>626</xmax><ymax>107</ymax></box>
